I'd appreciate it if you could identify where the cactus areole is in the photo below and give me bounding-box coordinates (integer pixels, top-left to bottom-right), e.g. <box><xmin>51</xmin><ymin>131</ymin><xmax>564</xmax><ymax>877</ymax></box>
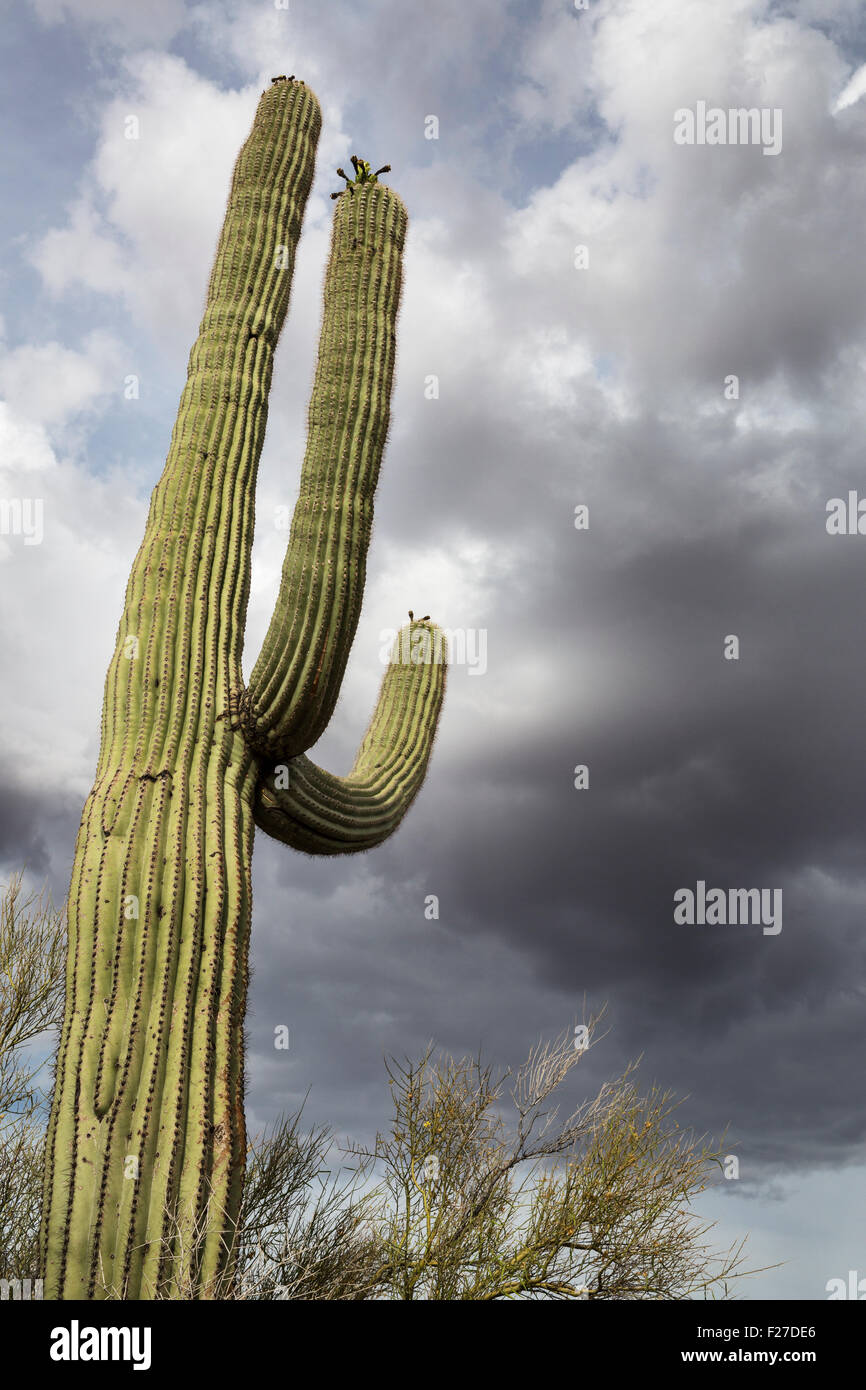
<box><xmin>40</xmin><ymin>80</ymin><xmax>446</xmax><ymax>1300</ymax></box>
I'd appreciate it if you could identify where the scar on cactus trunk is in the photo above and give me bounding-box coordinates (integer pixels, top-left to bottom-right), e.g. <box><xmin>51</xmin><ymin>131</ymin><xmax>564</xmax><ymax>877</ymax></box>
<box><xmin>40</xmin><ymin>79</ymin><xmax>447</xmax><ymax>1300</ymax></box>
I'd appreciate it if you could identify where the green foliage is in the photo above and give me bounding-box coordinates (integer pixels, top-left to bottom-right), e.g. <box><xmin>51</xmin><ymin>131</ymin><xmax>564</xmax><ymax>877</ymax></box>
<box><xmin>232</xmin><ymin>1021</ymin><xmax>769</xmax><ymax>1301</ymax></box>
<box><xmin>0</xmin><ymin>874</ymin><xmax>66</xmax><ymax>1282</ymax></box>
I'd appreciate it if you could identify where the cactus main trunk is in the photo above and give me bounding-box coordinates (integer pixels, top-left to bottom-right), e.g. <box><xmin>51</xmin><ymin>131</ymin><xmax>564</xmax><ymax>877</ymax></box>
<box><xmin>40</xmin><ymin>80</ymin><xmax>446</xmax><ymax>1300</ymax></box>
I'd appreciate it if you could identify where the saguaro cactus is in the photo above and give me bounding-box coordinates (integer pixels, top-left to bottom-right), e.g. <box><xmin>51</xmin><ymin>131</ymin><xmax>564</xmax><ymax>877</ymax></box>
<box><xmin>40</xmin><ymin>79</ymin><xmax>446</xmax><ymax>1300</ymax></box>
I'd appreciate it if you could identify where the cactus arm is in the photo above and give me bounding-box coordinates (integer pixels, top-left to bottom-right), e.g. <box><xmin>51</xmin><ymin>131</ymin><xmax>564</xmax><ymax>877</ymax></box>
<box><xmin>238</xmin><ymin>180</ymin><xmax>407</xmax><ymax>761</ymax></box>
<box><xmin>254</xmin><ymin>622</ymin><xmax>447</xmax><ymax>854</ymax></box>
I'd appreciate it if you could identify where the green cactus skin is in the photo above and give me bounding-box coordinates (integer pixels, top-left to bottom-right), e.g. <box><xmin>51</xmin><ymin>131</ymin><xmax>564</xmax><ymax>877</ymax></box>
<box><xmin>40</xmin><ymin>80</ymin><xmax>446</xmax><ymax>1300</ymax></box>
<box><xmin>255</xmin><ymin>621</ymin><xmax>448</xmax><ymax>854</ymax></box>
<box><xmin>237</xmin><ymin>162</ymin><xmax>410</xmax><ymax>759</ymax></box>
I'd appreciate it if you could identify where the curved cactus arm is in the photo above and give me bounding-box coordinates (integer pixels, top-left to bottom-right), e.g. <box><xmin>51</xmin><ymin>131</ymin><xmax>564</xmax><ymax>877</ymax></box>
<box><xmin>253</xmin><ymin>623</ymin><xmax>447</xmax><ymax>854</ymax></box>
<box><xmin>238</xmin><ymin>178</ymin><xmax>408</xmax><ymax>762</ymax></box>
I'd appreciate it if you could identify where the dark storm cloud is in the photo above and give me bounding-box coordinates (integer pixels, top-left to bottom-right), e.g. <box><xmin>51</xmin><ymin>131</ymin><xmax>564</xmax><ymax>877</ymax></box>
<box><xmin>0</xmin><ymin>778</ymin><xmax>81</xmax><ymax>887</ymax></box>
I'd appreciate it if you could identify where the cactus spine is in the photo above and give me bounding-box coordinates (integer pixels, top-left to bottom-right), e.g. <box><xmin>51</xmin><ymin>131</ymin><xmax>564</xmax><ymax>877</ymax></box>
<box><xmin>40</xmin><ymin>80</ymin><xmax>446</xmax><ymax>1299</ymax></box>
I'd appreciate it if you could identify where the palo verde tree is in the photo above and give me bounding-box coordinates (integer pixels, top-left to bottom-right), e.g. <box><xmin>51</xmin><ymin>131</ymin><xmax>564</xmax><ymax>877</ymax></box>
<box><xmin>0</xmin><ymin>873</ymin><xmax>66</xmax><ymax>1287</ymax></box>
<box><xmin>40</xmin><ymin>78</ymin><xmax>446</xmax><ymax>1300</ymax></box>
<box><xmin>229</xmin><ymin>1022</ymin><xmax>764</xmax><ymax>1301</ymax></box>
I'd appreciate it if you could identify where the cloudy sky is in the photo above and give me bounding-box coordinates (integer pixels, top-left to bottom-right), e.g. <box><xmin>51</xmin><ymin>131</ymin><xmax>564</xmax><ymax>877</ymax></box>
<box><xmin>2</xmin><ymin>0</ymin><xmax>866</xmax><ymax>1300</ymax></box>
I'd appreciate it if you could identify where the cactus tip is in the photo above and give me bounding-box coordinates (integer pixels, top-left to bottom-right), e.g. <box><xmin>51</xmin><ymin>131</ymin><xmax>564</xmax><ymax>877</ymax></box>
<box><xmin>331</xmin><ymin>155</ymin><xmax>393</xmax><ymax>200</ymax></box>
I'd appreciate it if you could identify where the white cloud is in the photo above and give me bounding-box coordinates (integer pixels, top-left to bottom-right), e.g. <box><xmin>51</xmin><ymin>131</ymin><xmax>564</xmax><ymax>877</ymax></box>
<box><xmin>512</xmin><ymin>0</ymin><xmax>595</xmax><ymax>133</ymax></box>
<box><xmin>0</xmin><ymin>405</ymin><xmax>56</xmax><ymax>475</ymax></box>
<box><xmin>832</xmin><ymin>61</ymin><xmax>866</xmax><ymax>112</ymax></box>
<box><xmin>31</xmin><ymin>200</ymin><xmax>128</xmax><ymax>300</ymax></box>
<box><xmin>28</xmin><ymin>48</ymin><xmax>355</xmax><ymax>385</ymax></box>
<box><xmin>0</xmin><ymin>403</ymin><xmax>147</xmax><ymax>792</ymax></box>
<box><xmin>500</xmin><ymin>0</ymin><xmax>860</xmax><ymax>408</ymax></box>
<box><xmin>28</xmin><ymin>0</ymin><xmax>188</xmax><ymax>45</ymax></box>
<box><xmin>0</xmin><ymin>329</ymin><xmax>123</xmax><ymax>428</ymax></box>
<box><xmin>30</xmin><ymin>55</ymin><xmax>271</xmax><ymax>350</ymax></box>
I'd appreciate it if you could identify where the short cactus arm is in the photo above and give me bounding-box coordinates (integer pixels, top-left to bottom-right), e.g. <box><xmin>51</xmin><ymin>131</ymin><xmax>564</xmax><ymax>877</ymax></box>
<box><xmin>253</xmin><ymin>623</ymin><xmax>447</xmax><ymax>853</ymax></box>
<box><xmin>239</xmin><ymin>180</ymin><xmax>407</xmax><ymax>761</ymax></box>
